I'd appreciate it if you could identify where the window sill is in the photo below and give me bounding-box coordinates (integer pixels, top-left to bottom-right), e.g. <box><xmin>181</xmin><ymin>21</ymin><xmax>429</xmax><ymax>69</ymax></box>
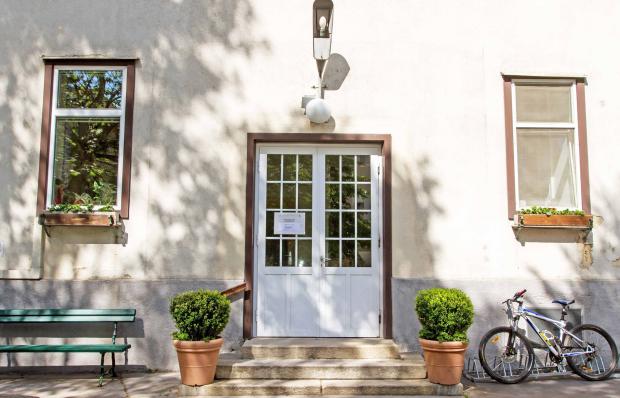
<box><xmin>512</xmin><ymin>214</ymin><xmax>593</xmax><ymax>242</ymax></box>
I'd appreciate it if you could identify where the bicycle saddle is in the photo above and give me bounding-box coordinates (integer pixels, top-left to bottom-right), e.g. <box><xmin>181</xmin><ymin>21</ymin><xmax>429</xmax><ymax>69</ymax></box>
<box><xmin>552</xmin><ymin>298</ymin><xmax>575</xmax><ymax>306</ymax></box>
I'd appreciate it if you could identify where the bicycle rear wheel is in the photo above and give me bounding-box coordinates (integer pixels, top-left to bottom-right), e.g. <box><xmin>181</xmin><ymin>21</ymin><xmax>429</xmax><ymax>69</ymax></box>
<box><xmin>478</xmin><ymin>326</ymin><xmax>535</xmax><ymax>384</ymax></box>
<box><xmin>563</xmin><ymin>324</ymin><xmax>618</xmax><ymax>381</ymax></box>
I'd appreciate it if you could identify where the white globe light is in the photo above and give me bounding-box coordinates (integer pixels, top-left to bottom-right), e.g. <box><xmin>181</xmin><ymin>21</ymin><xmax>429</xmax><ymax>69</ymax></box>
<box><xmin>306</xmin><ymin>98</ymin><xmax>331</xmax><ymax>123</ymax></box>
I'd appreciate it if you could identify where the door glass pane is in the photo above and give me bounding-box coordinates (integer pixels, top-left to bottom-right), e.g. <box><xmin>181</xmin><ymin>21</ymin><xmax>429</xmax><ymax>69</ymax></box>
<box><xmin>515</xmin><ymin>84</ymin><xmax>572</xmax><ymax>123</ymax></box>
<box><xmin>57</xmin><ymin>70</ymin><xmax>123</xmax><ymax>109</ymax></box>
<box><xmin>282</xmin><ymin>239</ymin><xmax>295</xmax><ymax>267</ymax></box>
<box><xmin>357</xmin><ymin>184</ymin><xmax>371</xmax><ymax>210</ymax></box>
<box><xmin>342</xmin><ymin>184</ymin><xmax>354</xmax><ymax>209</ymax></box>
<box><xmin>283</xmin><ymin>155</ymin><xmax>296</xmax><ymax>181</ymax></box>
<box><xmin>342</xmin><ymin>212</ymin><xmax>355</xmax><ymax>238</ymax></box>
<box><xmin>266</xmin><ymin>183</ymin><xmax>280</xmax><ymax>209</ymax></box>
<box><xmin>298</xmin><ymin>183</ymin><xmax>312</xmax><ymax>209</ymax></box>
<box><xmin>342</xmin><ymin>241</ymin><xmax>355</xmax><ymax>267</ymax></box>
<box><xmin>326</xmin><ymin>240</ymin><xmax>340</xmax><ymax>267</ymax></box>
<box><xmin>357</xmin><ymin>155</ymin><xmax>371</xmax><ymax>182</ymax></box>
<box><xmin>282</xmin><ymin>183</ymin><xmax>296</xmax><ymax>209</ymax></box>
<box><xmin>265</xmin><ymin>239</ymin><xmax>280</xmax><ymax>267</ymax></box>
<box><xmin>516</xmin><ymin>128</ymin><xmax>577</xmax><ymax>208</ymax></box>
<box><xmin>326</xmin><ymin>212</ymin><xmax>339</xmax><ymax>238</ymax></box>
<box><xmin>357</xmin><ymin>240</ymin><xmax>371</xmax><ymax>267</ymax></box>
<box><xmin>357</xmin><ymin>212</ymin><xmax>371</xmax><ymax>238</ymax></box>
<box><xmin>301</xmin><ymin>211</ymin><xmax>312</xmax><ymax>238</ymax></box>
<box><xmin>267</xmin><ymin>155</ymin><xmax>281</xmax><ymax>181</ymax></box>
<box><xmin>326</xmin><ymin>155</ymin><xmax>339</xmax><ymax>181</ymax></box>
<box><xmin>297</xmin><ymin>240</ymin><xmax>312</xmax><ymax>267</ymax></box>
<box><xmin>266</xmin><ymin>211</ymin><xmax>277</xmax><ymax>237</ymax></box>
<box><xmin>298</xmin><ymin>155</ymin><xmax>312</xmax><ymax>181</ymax></box>
<box><xmin>342</xmin><ymin>155</ymin><xmax>354</xmax><ymax>181</ymax></box>
<box><xmin>326</xmin><ymin>184</ymin><xmax>339</xmax><ymax>209</ymax></box>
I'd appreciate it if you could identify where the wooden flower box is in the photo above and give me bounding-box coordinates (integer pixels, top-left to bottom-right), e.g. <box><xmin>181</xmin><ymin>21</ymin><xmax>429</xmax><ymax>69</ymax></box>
<box><xmin>39</xmin><ymin>212</ymin><xmax>120</xmax><ymax>227</ymax></box>
<box><xmin>517</xmin><ymin>214</ymin><xmax>592</xmax><ymax>228</ymax></box>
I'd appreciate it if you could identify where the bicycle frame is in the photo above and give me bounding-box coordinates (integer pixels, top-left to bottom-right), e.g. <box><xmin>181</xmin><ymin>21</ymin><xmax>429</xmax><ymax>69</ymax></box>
<box><xmin>507</xmin><ymin>299</ymin><xmax>594</xmax><ymax>359</ymax></box>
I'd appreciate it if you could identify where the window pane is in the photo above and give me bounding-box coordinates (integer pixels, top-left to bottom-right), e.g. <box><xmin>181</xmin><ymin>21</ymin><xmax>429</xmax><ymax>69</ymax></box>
<box><xmin>342</xmin><ymin>212</ymin><xmax>355</xmax><ymax>238</ymax></box>
<box><xmin>342</xmin><ymin>241</ymin><xmax>355</xmax><ymax>267</ymax></box>
<box><xmin>282</xmin><ymin>183</ymin><xmax>296</xmax><ymax>209</ymax></box>
<box><xmin>265</xmin><ymin>239</ymin><xmax>280</xmax><ymax>267</ymax></box>
<box><xmin>515</xmin><ymin>84</ymin><xmax>572</xmax><ymax>123</ymax></box>
<box><xmin>301</xmin><ymin>211</ymin><xmax>312</xmax><ymax>238</ymax></box>
<box><xmin>266</xmin><ymin>183</ymin><xmax>280</xmax><ymax>209</ymax></box>
<box><xmin>297</xmin><ymin>240</ymin><xmax>312</xmax><ymax>267</ymax></box>
<box><xmin>298</xmin><ymin>155</ymin><xmax>312</xmax><ymax>181</ymax></box>
<box><xmin>342</xmin><ymin>155</ymin><xmax>354</xmax><ymax>181</ymax></box>
<box><xmin>517</xmin><ymin>128</ymin><xmax>577</xmax><ymax>208</ymax></box>
<box><xmin>341</xmin><ymin>184</ymin><xmax>354</xmax><ymax>209</ymax></box>
<box><xmin>51</xmin><ymin>118</ymin><xmax>119</xmax><ymax>206</ymax></box>
<box><xmin>326</xmin><ymin>240</ymin><xmax>340</xmax><ymax>267</ymax></box>
<box><xmin>326</xmin><ymin>155</ymin><xmax>339</xmax><ymax>181</ymax></box>
<box><xmin>266</xmin><ymin>211</ymin><xmax>277</xmax><ymax>237</ymax></box>
<box><xmin>357</xmin><ymin>241</ymin><xmax>371</xmax><ymax>267</ymax></box>
<box><xmin>282</xmin><ymin>239</ymin><xmax>295</xmax><ymax>267</ymax></box>
<box><xmin>357</xmin><ymin>155</ymin><xmax>371</xmax><ymax>182</ymax></box>
<box><xmin>57</xmin><ymin>70</ymin><xmax>123</xmax><ymax>109</ymax></box>
<box><xmin>283</xmin><ymin>155</ymin><xmax>296</xmax><ymax>181</ymax></box>
<box><xmin>357</xmin><ymin>184</ymin><xmax>371</xmax><ymax>210</ymax></box>
<box><xmin>267</xmin><ymin>154</ymin><xmax>281</xmax><ymax>181</ymax></box>
<box><xmin>325</xmin><ymin>184</ymin><xmax>339</xmax><ymax>209</ymax></box>
<box><xmin>326</xmin><ymin>212</ymin><xmax>339</xmax><ymax>238</ymax></box>
<box><xmin>357</xmin><ymin>212</ymin><xmax>371</xmax><ymax>238</ymax></box>
<box><xmin>298</xmin><ymin>183</ymin><xmax>312</xmax><ymax>209</ymax></box>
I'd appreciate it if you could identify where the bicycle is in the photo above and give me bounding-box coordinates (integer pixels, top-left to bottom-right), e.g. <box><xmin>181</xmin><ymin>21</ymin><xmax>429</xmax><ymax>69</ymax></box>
<box><xmin>478</xmin><ymin>289</ymin><xmax>618</xmax><ymax>384</ymax></box>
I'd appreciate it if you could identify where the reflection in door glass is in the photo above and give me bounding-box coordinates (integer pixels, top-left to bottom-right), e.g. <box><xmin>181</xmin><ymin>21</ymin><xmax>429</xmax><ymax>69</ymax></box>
<box><xmin>264</xmin><ymin>154</ymin><xmax>313</xmax><ymax>267</ymax></box>
<box><xmin>324</xmin><ymin>154</ymin><xmax>373</xmax><ymax>267</ymax></box>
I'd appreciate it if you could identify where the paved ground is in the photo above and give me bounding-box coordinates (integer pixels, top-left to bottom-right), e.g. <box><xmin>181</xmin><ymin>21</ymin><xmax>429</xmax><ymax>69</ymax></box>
<box><xmin>0</xmin><ymin>371</ymin><xmax>619</xmax><ymax>397</ymax></box>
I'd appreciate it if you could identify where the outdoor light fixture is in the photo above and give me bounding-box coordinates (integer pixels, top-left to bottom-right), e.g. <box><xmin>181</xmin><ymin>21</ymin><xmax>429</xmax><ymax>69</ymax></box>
<box><xmin>302</xmin><ymin>0</ymin><xmax>340</xmax><ymax>124</ymax></box>
<box><xmin>313</xmin><ymin>0</ymin><xmax>334</xmax><ymax>69</ymax></box>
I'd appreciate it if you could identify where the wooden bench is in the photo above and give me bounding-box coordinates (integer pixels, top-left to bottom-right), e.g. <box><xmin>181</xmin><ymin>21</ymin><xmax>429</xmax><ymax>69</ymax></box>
<box><xmin>0</xmin><ymin>309</ymin><xmax>136</xmax><ymax>386</ymax></box>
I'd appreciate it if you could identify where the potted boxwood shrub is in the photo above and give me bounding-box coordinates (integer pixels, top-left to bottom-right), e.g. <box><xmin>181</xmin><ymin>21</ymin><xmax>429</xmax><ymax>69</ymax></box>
<box><xmin>415</xmin><ymin>288</ymin><xmax>474</xmax><ymax>385</ymax></box>
<box><xmin>170</xmin><ymin>289</ymin><xmax>231</xmax><ymax>386</ymax></box>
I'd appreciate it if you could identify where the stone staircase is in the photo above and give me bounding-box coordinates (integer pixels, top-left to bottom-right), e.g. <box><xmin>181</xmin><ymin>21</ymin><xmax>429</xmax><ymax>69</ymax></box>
<box><xmin>178</xmin><ymin>338</ymin><xmax>463</xmax><ymax>397</ymax></box>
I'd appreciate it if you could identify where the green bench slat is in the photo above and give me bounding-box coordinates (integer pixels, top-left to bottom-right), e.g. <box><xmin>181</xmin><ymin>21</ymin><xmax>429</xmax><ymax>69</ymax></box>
<box><xmin>0</xmin><ymin>315</ymin><xmax>135</xmax><ymax>323</ymax></box>
<box><xmin>0</xmin><ymin>344</ymin><xmax>131</xmax><ymax>353</ymax></box>
<box><xmin>0</xmin><ymin>309</ymin><xmax>136</xmax><ymax>323</ymax></box>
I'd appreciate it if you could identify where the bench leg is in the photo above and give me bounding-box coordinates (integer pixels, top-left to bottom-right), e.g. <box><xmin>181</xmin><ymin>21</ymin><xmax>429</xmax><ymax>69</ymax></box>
<box><xmin>111</xmin><ymin>353</ymin><xmax>117</xmax><ymax>377</ymax></box>
<box><xmin>98</xmin><ymin>352</ymin><xmax>106</xmax><ymax>387</ymax></box>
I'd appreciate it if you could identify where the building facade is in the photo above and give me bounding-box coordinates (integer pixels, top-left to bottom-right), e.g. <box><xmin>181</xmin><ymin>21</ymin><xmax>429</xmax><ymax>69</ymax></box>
<box><xmin>1</xmin><ymin>0</ymin><xmax>620</xmax><ymax>370</ymax></box>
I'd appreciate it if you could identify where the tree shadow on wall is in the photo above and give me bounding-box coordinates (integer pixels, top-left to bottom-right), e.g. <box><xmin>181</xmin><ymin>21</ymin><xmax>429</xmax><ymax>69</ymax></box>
<box><xmin>0</xmin><ymin>0</ymin><xmax>270</xmax><ymax>368</ymax></box>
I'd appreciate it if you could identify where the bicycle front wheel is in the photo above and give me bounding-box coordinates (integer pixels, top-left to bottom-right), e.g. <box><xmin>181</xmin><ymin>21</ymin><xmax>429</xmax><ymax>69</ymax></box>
<box><xmin>478</xmin><ymin>326</ymin><xmax>535</xmax><ymax>384</ymax></box>
<box><xmin>563</xmin><ymin>324</ymin><xmax>618</xmax><ymax>381</ymax></box>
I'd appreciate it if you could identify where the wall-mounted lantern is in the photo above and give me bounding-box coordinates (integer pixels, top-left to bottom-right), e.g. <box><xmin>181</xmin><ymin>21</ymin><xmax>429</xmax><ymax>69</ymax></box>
<box><xmin>313</xmin><ymin>0</ymin><xmax>334</xmax><ymax>75</ymax></box>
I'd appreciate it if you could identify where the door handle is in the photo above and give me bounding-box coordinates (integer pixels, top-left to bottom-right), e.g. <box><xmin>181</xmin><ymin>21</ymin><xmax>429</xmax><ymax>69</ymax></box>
<box><xmin>320</xmin><ymin>256</ymin><xmax>331</xmax><ymax>266</ymax></box>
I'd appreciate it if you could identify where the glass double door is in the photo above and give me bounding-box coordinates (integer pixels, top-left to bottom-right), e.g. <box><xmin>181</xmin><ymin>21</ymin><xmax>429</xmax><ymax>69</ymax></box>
<box><xmin>255</xmin><ymin>145</ymin><xmax>381</xmax><ymax>337</ymax></box>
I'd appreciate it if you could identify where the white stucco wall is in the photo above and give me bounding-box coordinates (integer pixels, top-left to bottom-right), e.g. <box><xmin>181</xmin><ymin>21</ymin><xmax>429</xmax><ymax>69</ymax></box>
<box><xmin>1</xmin><ymin>0</ymin><xmax>620</xmax><ymax>284</ymax></box>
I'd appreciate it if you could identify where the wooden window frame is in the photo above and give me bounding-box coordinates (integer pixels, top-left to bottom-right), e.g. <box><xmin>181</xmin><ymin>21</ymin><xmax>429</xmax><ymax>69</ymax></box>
<box><xmin>503</xmin><ymin>76</ymin><xmax>591</xmax><ymax>219</ymax></box>
<box><xmin>37</xmin><ymin>59</ymin><xmax>136</xmax><ymax>219</ymax></box>
<box><xmin>244</xmin><ymin>133</ymin><xmax>392</xmax><ymax>339</ymax></box>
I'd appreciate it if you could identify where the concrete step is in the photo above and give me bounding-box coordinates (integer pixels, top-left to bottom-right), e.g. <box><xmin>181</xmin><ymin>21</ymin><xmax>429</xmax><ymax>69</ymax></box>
<box><xmin>216</xmin><ymin>356</ymin><xmax>426</xmax><ymax>380</ymax></box>
<box><xmin>178</xmin><ymin>379</ymin><xmax>463</xmax><ymax>396</ymax></box>
<box><xmin>241</xmin><ymin>338</ymin><xmax>400</xmax><ymax>359</ymax></box>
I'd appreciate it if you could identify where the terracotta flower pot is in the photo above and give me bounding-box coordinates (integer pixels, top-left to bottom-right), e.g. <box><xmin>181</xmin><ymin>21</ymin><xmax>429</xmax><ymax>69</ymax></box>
<box><xmin>419</xmin><ymin>338</ymin><xmax>467</xmax><ymax>385</ymax></box>
<box><xmin>173</xmin><ymin>338</ymin><xmax>223</xmax><ymax>386</ymax></box>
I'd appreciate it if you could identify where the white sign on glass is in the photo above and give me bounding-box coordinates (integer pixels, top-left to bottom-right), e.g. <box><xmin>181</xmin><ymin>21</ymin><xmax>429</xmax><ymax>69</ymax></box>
<box><xmin>274</xmin><ymin>213</ymin><xmax>305</xmax><ymax>235</ymax></box>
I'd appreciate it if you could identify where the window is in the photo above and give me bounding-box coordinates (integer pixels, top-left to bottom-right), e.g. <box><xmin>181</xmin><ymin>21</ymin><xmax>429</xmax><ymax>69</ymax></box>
<box><xmin>503</xmin><ymin>76</ymin><xmax>590</xmax><ymax>217</ymax></box>
<box><xmin>37</xmin><ymin>60</ymin><xmax>135</xmax><ymax>218</ymax></box>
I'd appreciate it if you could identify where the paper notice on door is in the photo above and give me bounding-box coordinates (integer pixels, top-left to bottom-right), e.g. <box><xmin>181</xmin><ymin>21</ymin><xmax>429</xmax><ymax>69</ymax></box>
<box><xmin>274</xmin><ymin>213</ymin><xmax>305</xmax><ymax>235</ymax></box>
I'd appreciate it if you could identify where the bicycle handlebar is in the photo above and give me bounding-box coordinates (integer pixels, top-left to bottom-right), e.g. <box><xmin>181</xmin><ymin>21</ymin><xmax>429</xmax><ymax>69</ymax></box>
<box><xmin>513</xmin><ymin>289</ymin><xmax>527</xmax><ymax>300</ymax></box>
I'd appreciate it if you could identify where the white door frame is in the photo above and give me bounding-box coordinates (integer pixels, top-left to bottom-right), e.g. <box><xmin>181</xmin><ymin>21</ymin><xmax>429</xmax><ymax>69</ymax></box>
<box><xmin>252</xmin><ymin>143</ymin><xmax>384</xmax><ymax>337</ymax></box>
